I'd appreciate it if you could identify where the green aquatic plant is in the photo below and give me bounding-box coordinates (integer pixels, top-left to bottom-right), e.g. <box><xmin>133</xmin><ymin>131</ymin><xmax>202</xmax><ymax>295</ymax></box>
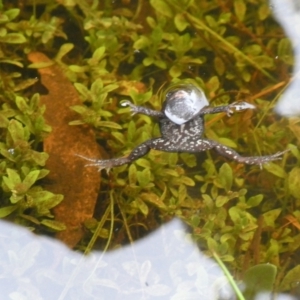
<box><xmin>0</xmin><ymin>0</ymin><xmax>299</xmax><ymax>297</ymax></box>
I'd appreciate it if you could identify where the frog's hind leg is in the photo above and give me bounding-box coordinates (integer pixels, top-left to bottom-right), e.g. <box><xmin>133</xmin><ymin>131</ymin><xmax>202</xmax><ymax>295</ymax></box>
<box><xmin>151</xmin><ymin>138</ymin><xmax>288</xmax><ymax>167</ymax></box>
<box><xmin>76</xmin><ymin>138</ymin><xmax>288</xmax><ymax>171</ymax></box>
<box><xmin>76</xmin><ymin>139</ymin><xmax>158</xmax><ymax>171</ymax></box>
<box><xmin>210</xmin><ymin>141</ymin><xmax>288</xmax><ymax>167</ymax></box>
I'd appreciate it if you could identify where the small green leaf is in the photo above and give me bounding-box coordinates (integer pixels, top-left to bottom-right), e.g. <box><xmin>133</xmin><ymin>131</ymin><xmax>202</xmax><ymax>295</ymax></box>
<box><xmin>154</xmin><ymin>59</ymin><xmax>167</xmax><ymax>69</ymax></box>
<box><xmin>111</xmin><ymin>132</ymin><xmax>126</xmax><ymax>144</ymax></box>
<box><xmin>69</xmin><ymin>120</ymin><xmax>85</xmax><ymax>126</ymax></box>
<box><xmin>55</xmin><ymin>43</ymin><xmax>74</xmax><ymax>61</ymax></box>
<box><xmin>93</xmin><ymin>46</ymin><xmax>106</xmax><ymax>61</ymax></box>
<box><xmin>0</xmin><ymin>14</ymin><xmax>8</xmax><ymax>24</ymax></box>
<box><xmin>216</xmin><ymin>195</ymin><xmax>229</xmax><ymax>207</ymax></box>
<box><xmin>0</xmin><ymin>33</ymin><xmax>26</xmax><ymax>43</ymax></box>
<box><xmin>74</xmin><ymin>83</ymin><xmax>91</xmax><ymax>100</ymax></box>
<box><xmin>127</xmin><ymin>120</ymin><xmax>136</xmax><ymax>141</ymax></box>
<box><xmin>169</xmin><ymin>65</ymin><xmax>181</xmax><ymax>78</ymax></box>
<box><xmin>287</xmin><ymin>144</ymin><xmax>300</xmax><ymax>160</ymax></box>
<box><xmin>146</xmin><ymin>16</ymin><xmax>156</xmax><ymax>28</ymax></box>
<box><xmin>135</xmin><ymin>158</ymin><xmax>151</xmax><ymax>169</ymax></box>
<box><xmin>143</xmin><ymin>57</ymin><xmax>153</xmax><ymax>66</ymax></box>
<box><xmin>135</xmin><ymin>198</ymin><xmax>149</xmax><ymax>215</ymax></box>
<box><xmin>162</xmin><ymin>169</ymin><xmax>179</xmax><ymax>177</ymax></box>
<box><xmin>28</xmin><ymin>150</ymin><xmax>49</xmax><ymax>166</ymax></box>
<box><xmin>279</xmin><ymin>265</ymin><xmax>300</xmax><ymax>292</ymax></box>
<box><xmin>252</xmin><ymin>56</ymin><xmax>274</xmax><ymax>69</ymax></box>
<box><xmin>229</xmin><ymin>206</ymin><xmax>241</xmax><ymax>224</ymax></box>
<box><xmin>0</xmin><ymin>205</ymin><xmax>17</xmax><ymax>218</ymax></box>
<box><xmin>3</xmin><ymin>168</ymin><xmax>21</xmax><ymax>189</ymax></box>
<box><xmin>137</xmin><ymin>168</ymin><xmax>151</xmax><ymax>187</ymax></box>
<box><xmin>247</xmin><ymin>194</ymin><xmax>264</xmax><ymax>207</ymax></box>
<box><xmin>101</xmin><ymin>83</ymin><xmax>119</xmax><ymax>94</ymax></box>
<box><xmin>33</xmin><ymin>192</ymin><xmax>63</xmax><ymax>216</ymax></box>
<box><xmin>8</xmin><ymin>119</ymin><xmax>24</xmax><ymax>142</ymax></box>
<box><xmin>70</xmin><ymin>105</ymin><xmax>88</xmax><ymax>114</ymax></box>
<box><xmin>14</xmin><ymin>78</ymin><xmax>38</xmax><ymax>91</ymax></box>
<box><xmin>41</xmin><ymin>219</ymin><xmax>66</xmax><ymax>231</ymax></box>
<box><xmin>218</xmin><ymin>163</ymin><xmax>233</xmax><ymax>191</ymax></box>
<box><xmin>202</xmin><ymin>194</ymin><xmax>214</xmax><ymax>210</ymax></box>
<box><xmin>179</xmin><ymin>176</ymin><xmax>195</xmax><ymax>186</ymax></box>
<box><xmin>174</xmin><ymin>13</ymin><xmax>189</xmax><ymax>31</ymax></box>
<box><xmin>96</xmin><ymin>121</ymin><xmax>122</xmax><ymax>129</ymax></box>
<box><xmin>278</xmin><ymin>38</ymin><xmax>294</xmax><ymax>65</ymax></box>
<box><xmin>28</xmin><ymin>61</ymin><xmax>54</xmax><ymax>69</ymax></box>
<box><xmin>244</xmin><ymin>264</ymin><xmax>277</xmax><ymax>297</ymax></box>
<box><xmin>141</xmin><ymin>193</ymin><xmax>166</xmax><ymax>209</ymax></box>
<box><xmin>243</xmin><ymin>44</ymin><xmax>262</xmax><ymax>56</ymax></box>
<box><xmin>217</xmin><ymin>138</ymin><xmax>237</xmax><ymax>148</ymax></box>
<box><xmin>167</xmin><ymin>153</ymin><xmax>178</xmax><ymax>167</ymax></box>
<box><xmin>179</xmin><ymin>153</ymin><xmax>197</xmax><ymax>167</ymax></box>
<box><xmin>128</xmin><ymin>164</ymin><xmax>137</xmax><ymax>185</ymax></box>
<box><xmin>206</xmin><ymin>76</ymin><xmax>220</xmax><ymax>93</ymax></box>
<box><xmin>15</xmin><ymin>96</ymin><xmax>29</xmax><ymax>111</ymax></box>
<box><xmin>263</xmin><ymin>162</ymin><xmax>287</xmax><ymax>178</ymax></box>
<box><xmin>234</xmin><ymin>0</ymin><xmax>246</xmax><ymax>20</ymax></box>
<box><xmin>258</xmin><ymin>3</ymin><xmax>270</xmax><ymax>21</ymax></box>
<box><xmin>150</xmin><ymin>0</ymin><xmax>173</xmax><ymax>18</ymax></box>
<box><xmin>214</xmin><ymin>56</ymin><xmax>225</xmax><ymax>76</ymax></box>
<box><xmin>68</xmin><ymin>64</ymin><xmax>88</xmax><ymax>73</ymax></box>
<box><xmin>207</xmin><ymin>237</ymin><xmax>218</xmax><ymax>252</ymax></box>
<box><xmin>4</xmin><ymin>8</ymin><xmax>20</xmax><ymax>21</ymax></box>
<box><xmin>288</xmin><ymin>167</ymin><xmax>300</xmax><ymax>198</ymax></box>
<box><xmin>23</xmin><ymin>170</ymin><xmax>40</xmax><ymax>190</ymax></box>
<box><xmin>0</xmin><ymin>113</ymin><xmax>9</xmax><ymax>128</ymax></box>
<box><xmin>10</xmin><ymin>194</ymin><xmax>23</xmax><ymax>204</ymax></box>
<box><xmin>134</xmin><ymin>36</ymin><xmax>149</xmax><ymax>50</ymax></box>
<box><xmin>178</xmin><ymin>184</ymin><xmax>187</xmax><ymax>203</ymax></box>
<box><xmin>37</xmin><ymin>169</ymin><xmax>49</xmax><ymax>180</ymax></box>
<box><xmin>263</xmin><ymin>208</ymin><xmax>281</xmax><ymax>227</ymax></box>
<box><xmin>90</xmin><ymin>78</ymin><xmax>104</xmax><ymax>94</ymax></box>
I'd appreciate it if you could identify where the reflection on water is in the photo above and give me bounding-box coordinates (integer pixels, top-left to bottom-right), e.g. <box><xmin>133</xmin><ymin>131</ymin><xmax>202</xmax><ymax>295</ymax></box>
<box><xmin>0</xmin><ymin>219</ymin><xmax>295</xmax><ymax>300</ymax></box>
<box><xmin>272</xmin><ymin>0</ymin><xmax>300</xmax><ymax>116</ymax></box>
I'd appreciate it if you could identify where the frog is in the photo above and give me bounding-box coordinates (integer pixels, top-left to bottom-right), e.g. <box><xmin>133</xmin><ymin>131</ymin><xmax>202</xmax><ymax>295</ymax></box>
<box><xmin>76</xmin><ymin>84</ymin><xmax>288</xmax><ymax>171</ymax></box>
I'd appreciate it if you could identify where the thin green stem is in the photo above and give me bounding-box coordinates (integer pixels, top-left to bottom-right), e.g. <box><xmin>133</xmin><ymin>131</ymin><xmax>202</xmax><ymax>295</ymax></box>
<box><xmin>212</xmin><ymin>251</ymin><xmax>246</xmax><ymax>300</ymax></box>
<box><xmin>255</xmin><ymin>78</ymin><xmax>293</xmax><ymax>130</ymax></box>
<box><xmin>117</xmin><ymin>196</ymin><xmax>134</xmax><ymax>243</ymax></box>
<box><xmin>103</xmin><ymin>191</ymin><xmax>114</xmax><ymax>252</ymax></box>
<box><xmin>185</xmin><ymin>13</ymin><xmax>276</xmax><ymax>82</ymax></box>
<box><xmin>84</xmin><ymin>200</ymin><xmax>112</xmax><ymax>255</ymax></box>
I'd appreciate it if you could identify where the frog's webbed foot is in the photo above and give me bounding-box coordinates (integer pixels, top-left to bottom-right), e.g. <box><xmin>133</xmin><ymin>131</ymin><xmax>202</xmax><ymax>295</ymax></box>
<box><xmin>258</xmin><ymin>149</ymin><xmax>290</xmax><ymax>167</ymax></box>
<box><xmin>253</xmin><ymin>149</ymin><xmax>290</xmax><ymax>169</ymax></box>
<box><xmin>226</xmin><ymin>101</ymin><xmax>256</xmax><ymax>117</ymax></box>
<box><xmin>121</xmin><ymin>100</ymin><xmax>164</xmax><ymax>118</ymax></box>
<box><xmin>75</xmin><ymin>141</ymin><xmax>152</xmax><ymax>172</ymax></box>
<box><xmin>75</xmin><ymin>154</ymin><xmax>129</xmax><ymax>173</ymax></box>
<box><xmin>121</xmin><ymin>100</ymin><xmax>140</xmax><ymax>116</ymax></box>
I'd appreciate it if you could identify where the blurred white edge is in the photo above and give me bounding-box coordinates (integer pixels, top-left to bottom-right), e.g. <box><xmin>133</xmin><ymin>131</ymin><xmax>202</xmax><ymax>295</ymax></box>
<box><xmin>272</xmin><ymin>0</ymin><xmax>300</xmax><ymax>116</ymax></box>
<box><xmin>0</xmin><ymin>219</ymin><xmax>296</xmax><ymax>300</ymax></box>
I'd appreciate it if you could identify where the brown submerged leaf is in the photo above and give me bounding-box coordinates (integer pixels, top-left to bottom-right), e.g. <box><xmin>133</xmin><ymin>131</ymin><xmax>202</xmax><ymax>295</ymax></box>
<box><xmin>27</xmin><ymin>52</ymin><xmax>101</xmax><ymax>248</ymax></box>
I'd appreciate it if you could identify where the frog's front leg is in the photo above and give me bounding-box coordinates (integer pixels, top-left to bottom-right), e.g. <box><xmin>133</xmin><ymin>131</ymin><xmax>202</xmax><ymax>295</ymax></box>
<box><xmin>121</xmin><ymin>101</ymin><xmax>164</xmax><ymax>118</ymax></box>
<box><xmin>200</xmin><ymin>101</ymin><xmax>256</xmax><ymax>117</ymax></box>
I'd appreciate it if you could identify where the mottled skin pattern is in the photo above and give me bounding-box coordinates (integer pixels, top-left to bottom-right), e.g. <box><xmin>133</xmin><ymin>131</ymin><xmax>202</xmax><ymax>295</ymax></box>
<box><xmin>77</xmin><ymin>101</ymin><xmax>287</xmax><ymax>171</ymax></box>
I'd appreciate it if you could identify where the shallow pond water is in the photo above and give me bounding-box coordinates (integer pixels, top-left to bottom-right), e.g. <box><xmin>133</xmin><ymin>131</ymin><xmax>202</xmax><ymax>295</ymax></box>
<box><xmin>1</xmin><ymin>0</ymin><xmax>300</xmax><ymax>299</ymax></box>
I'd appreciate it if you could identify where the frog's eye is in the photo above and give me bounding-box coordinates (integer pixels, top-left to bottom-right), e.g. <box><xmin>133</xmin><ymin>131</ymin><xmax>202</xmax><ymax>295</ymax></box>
<box><xmin>163</xmin><ymin>84</ymin><xmax>209</xmax><ymax>125</ymax></box>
